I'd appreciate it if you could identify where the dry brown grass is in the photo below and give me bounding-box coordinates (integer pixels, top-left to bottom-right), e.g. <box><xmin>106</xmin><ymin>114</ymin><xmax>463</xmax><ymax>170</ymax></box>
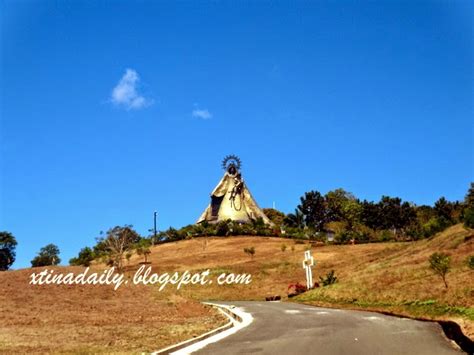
<box><xmin>0</xmin><ymin>267</ymin><xmax>226</xmax><ymax>354</ymax></box>
<box><xmin>125</xmin><ymin>224</ymin><xmax>473</xmax><ymax>338</ymax></box>
<box><xmin>1</xmin><ymin>224</ymin><xmax>472</xmax><ymax>353</ymax></box>
<box><xmin>295</xmin><ymin>225</ymin><xmax>474</xmax><ymax>338</ymax></box>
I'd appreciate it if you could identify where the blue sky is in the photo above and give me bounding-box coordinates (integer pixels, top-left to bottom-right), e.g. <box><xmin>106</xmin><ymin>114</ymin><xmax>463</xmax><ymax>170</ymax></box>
<box><xmin>1</xmin><ymin>1</ymin><xmax>472</xmax><ymax>268</ymax></box>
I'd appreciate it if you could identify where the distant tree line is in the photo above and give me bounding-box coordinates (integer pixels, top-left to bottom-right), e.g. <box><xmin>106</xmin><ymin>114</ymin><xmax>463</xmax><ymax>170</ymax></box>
<box><xmin>281</xmin><ymin>183</ymin><xmax>474</xmax><ymax>243</ymax></box>
<box><xmin>147</xmin><ymin>182</ymin><xmax>474</xmax><ymax>245</ymax></box>
<box><xmin>3</xmin><ymin>183</ymin><xmax>470</xmax><ymax>270</ymax></box>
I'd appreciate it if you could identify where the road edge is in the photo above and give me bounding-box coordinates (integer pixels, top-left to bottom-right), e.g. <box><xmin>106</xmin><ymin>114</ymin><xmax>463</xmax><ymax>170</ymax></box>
<box><xmin>151</xmin><ymin>302</ymin><xmax>252</xmax><ymax>355</ymax></box>
<box><xmin>293</xmin><ymin>300</ymin><xmax>473</xmax><ymax>353</ymax></box>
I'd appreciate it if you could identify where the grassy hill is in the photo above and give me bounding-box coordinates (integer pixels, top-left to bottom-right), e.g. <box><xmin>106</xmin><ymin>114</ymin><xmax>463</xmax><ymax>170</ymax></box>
<box><xmin>126</xmin><ymin>224</ymin><xmax>473</xmax><ymax>338</ymax></box>
<box><xmin>1</xmin><ymin>224</ymin><xmax>472</xmax><ymax>353</ymax></box>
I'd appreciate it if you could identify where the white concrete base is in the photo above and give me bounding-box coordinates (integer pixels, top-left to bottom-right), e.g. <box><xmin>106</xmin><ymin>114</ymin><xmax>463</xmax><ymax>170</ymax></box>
<box><xmin>151</xmin><ymin>302</ymin><xmax>253</xmax><ymax>355</ymax></box>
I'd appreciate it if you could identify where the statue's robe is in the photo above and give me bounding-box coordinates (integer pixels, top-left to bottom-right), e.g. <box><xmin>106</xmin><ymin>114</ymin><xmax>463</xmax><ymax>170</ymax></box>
<box><xmin>197</xmin><ymin>172</ymin><xmax>272</xmax><ymax>225</ymax></box>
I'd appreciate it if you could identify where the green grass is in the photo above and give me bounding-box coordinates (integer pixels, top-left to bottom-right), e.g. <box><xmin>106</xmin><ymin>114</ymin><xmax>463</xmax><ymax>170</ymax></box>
<box><xmin>294</xmin><ymin>290</ymin><xmax>474</xmax><ymax>321</ymax></box>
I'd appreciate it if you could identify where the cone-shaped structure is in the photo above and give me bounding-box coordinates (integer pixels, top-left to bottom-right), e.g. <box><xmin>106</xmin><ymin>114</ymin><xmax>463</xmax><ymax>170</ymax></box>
<box><xmin>197</xmin><ymin>155</ymin><xmax>272</xmax><ymax>225</ymax></box>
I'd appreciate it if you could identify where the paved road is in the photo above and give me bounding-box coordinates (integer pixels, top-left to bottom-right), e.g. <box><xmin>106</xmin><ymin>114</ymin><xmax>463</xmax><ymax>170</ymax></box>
<box><xmin>196</xmin><ymin>301</ymin><xmax>461</xmax><ymax>355</ymax></box>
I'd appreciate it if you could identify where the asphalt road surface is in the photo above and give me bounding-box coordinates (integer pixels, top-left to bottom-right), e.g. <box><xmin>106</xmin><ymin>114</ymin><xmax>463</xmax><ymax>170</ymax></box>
<box><xmin>195</xmin><ymin>301</ymin><xmax>461</xmax><ymax>355</ymax></box>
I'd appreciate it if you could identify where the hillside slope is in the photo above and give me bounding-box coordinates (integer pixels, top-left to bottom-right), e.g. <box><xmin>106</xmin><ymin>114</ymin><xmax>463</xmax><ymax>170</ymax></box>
<box><xmin>127</xmin><ymin>224</ymin><xmax>473</xmax><ymax>337</ymax></box>
<box><xmin>1</xmin><ymin>224</ymin><xmax>471</xmax><ymax>354</ymax></box>
<box><xmin>0</xmin><ymin>267</ymin><xmax>225</xmax><ymax>354</ymax></box>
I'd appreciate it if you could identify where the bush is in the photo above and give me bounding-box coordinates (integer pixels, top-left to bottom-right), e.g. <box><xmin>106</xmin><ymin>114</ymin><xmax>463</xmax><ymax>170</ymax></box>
<box><xmin>216</xmin><ymin>220</ymin><xmax>231</xmax><ymax>236</ymax></box>
<box><xmin>69</xmin><ymin>247</ymin><xmax>95</xmax><ymax>266</ymax></box>
<box><xmin>284</xmin><ymin>227</ymin><xmax>307</xmax><ymax>239</ymax></box>
<box><xmin>262</xmin><ymin>208</ymin><xmax>286</xmax><ymax>226</ymax></box>
<box><xmin>319</xmin><ymin>270</ymin><xmax>338</xmax><ymax>286</ymax></box>
<box><xmin>429</xmin><ymin>252</ymin><xmax>451</xmax><ymax>288</ymax></box>
<box><xmin>31</xmin><ymin>244</ymin><xmax>61</xmax><ymax>267</ymax></box>
<box><xmin>377</xmin><ymin>230</ymin><xmax>394</xmax><ymax>242</ymax></box>
<box><xmin>281</xmin><ymin>244</ymin><xmax>287</xmax><ymax>252</ymax></box>
<box><xmin>354</xmin><ymin>224</ymin><xmax>375</xmax><ymax>242</ymax></box>
<box><xmin>467</xmin><ymin>255</ymin><xmax>474</xmax><ymax>270</ymax></box>
<box><xmin>166</xmin><ymin>227</ymin><xmax>183</xmax><ymax>241</ymax></box>
<box><xmin>243</xmin><ymin>247</ymin><xmax>255</xmax><ymax>259</ymax></box>
<box><xmin>422</xmin><ymin>217</ymin><xmax>451</xmax><ymax>238</ymax></box>
<box><xmin>334</xmin><ymin>230</ymin><xmax>352</xmax><ymax>244</ymax></box>
<box><xmin>463</xmin><ymin>208</ymin><xmax>474</xmax><ymax>229</ymax></box>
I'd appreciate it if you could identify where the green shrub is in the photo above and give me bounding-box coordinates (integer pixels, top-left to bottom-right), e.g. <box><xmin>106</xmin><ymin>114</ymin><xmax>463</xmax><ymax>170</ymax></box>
<box><xmin>429</xmin><ymin>252</ymin><xmax>451</xmax><ymax>288</ymax></box>
<box><xmin>422</xmin><ymin>217</ymin><xmax>451</xmax><ymax>238</ymax></box>
<box><xmin>281</xmin><ymin>244</ymin><xmax>287</xmax><ymax>252</ymax></box>
<box><xmin>467</xmin><ymin>255</ymin><xmax>474</xmax><ymax>270</ymax></box>
<box><xmin>463</xmin><ymin>208</ymin><xmax>474</xmax><ymax>229</ymax></box>
<box><xmin>377</xmin><ymin>230</ymin><xmax>394</xmax><ymax>242</ymax></box>
<box><xmin>216</xmin><ymin>220</ymin><xmax>231</xmax><ymax>236</ymax></box>
<box><xmin>166</xmin><ymin>227</ymin><xmax>183</xmax><ymax>241</ymax></box>
<box><xmin>69</xmin><ymin>247</ymin><xmax>95</xmax><ymax>266</ymax></box>
<box><xmin>319</xmin><ymin>270</ymin><xmax>338</xmax><ymax>286</ymax></box>
<box><xmin>334</xmin><ymin>230</ymin><xmax>352</xmax><ymax>244</ymax></box>
<box><xmin>243</xmin><ymin>247</ymin><xmax>255</xmax><ymax>259</ymax></box>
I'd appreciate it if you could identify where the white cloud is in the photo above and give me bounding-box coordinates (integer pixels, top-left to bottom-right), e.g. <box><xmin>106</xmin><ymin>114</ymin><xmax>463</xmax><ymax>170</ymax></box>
<box><xmin>110</xmin><ymin>69</ymin><xmax>153</xmax><ymax>110</ymax></box>
<box><xmin>192</xmin><ymin>108</ymin><xmax>212</xmax><ymax>120</ymax></box>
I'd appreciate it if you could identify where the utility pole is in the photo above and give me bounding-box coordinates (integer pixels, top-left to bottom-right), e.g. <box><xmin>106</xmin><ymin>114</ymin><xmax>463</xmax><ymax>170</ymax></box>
<box><xmin>153</xmin><ymin>211</ymin><xmax>157</xmax><ymax>246</ymax></box>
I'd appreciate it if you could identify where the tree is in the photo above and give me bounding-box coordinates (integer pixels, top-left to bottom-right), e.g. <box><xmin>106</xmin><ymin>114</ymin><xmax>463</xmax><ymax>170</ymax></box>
<box><xmin>464</xmin><ymin>208</ymin><xmax>474</xmax><ymax>229</ymax></box>
<box><xmin>262</xmin><ymin>208</ymin><xmax>286</xmax><ymax>226</ymax></box>
<box><xmin>31</xmin><ymin>244</ymin><xmax>61</xmax><ymax>267</ymax></box>
<box><xmin>465</xmin><ymin>182</ymin><xmax>474</xmax><ymax>208</ymax></box>
<box><xmin>69</xmin><ymin>247</ymin><xmax>95</xmax><ymax>267</ymax></box>
<box><xmin>135</xmin><ymin>239</ymin><xmax>152</xmax><ymax>264</ymax></box>
<box><xmin>98</xmin><ymin>225</ymin><xmax>141</xmax><ymax>271</ymax></box>
<box><xmin>429</xmin><ymin>252</ymin><xmax>451</xmax><ymax>289</ymax></box>
<box><xmin>463</xmin><ymin>183</ymin><xmax>474</xmax><ymax>228</ymax></box>
<box><xmin>360</xmin><ymin>200</ymin><xmax>380</xmax><ymax>230</ymax></box>
<box><xmin>325</xmin><ymin>189</ymin><xmax>355</xmax><ymax>222</ymax></box>
<box><xmin>284</xmin><ymin>209</ymin><xmax>305</xmax><ymax>228</ymax></box>
<box><xmin>0</xmin><ymin>231</ymin><xmax>17</xmax><ymax>271</ymax></box>
<box><xmin>340</xmin><ymin>199</ymin><xmax>363</xmax><ymax>230</ymax></box>
<box><xmin>298</xmin><ymin>191</ymin><xmax>327</xmax><ymax>231</ymax></box>
<box><xmin>415</xmin><ymin>205</ymin><xmax>436</xmax><ymax>225</ymax></box>
<box><xmin>434</xmin><ymin>197</ymin><xmax>454</xmax><ymax>223</ymax></box>
<box><xmin>376</xmin><ymin>196</ymin><xmax>417</xmax><ymax>234</ymax></box>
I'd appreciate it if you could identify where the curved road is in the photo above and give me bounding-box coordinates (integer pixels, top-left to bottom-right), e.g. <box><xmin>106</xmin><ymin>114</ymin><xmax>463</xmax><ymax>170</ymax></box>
<box><xmin>195</xmin><ymin>301</ymin><xmax>461</xmax><ymax>355</ymax></box>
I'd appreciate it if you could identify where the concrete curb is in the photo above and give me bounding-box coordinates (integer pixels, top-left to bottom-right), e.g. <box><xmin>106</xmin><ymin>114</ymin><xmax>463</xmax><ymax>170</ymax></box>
<box><xmin>151</xmin><ymin>302</ymin><xmax>250</xmax><ymax>355</ymax></box>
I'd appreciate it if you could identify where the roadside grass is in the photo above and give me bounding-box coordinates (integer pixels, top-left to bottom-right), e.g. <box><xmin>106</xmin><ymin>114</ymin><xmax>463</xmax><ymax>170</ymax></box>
<box><xmin>4</xmin><ymin>224</ymin><xmax>471</xmax><ymax>353</ymax></box>
<box><xmin>129</xmin><ymin>224</ymin><xmax>473</xmax><ymax>338</ymax></box>
<box><xmin>296</xmin><ymin>288</ymin><xmax>474</xmax><ymax>320</ymax></box>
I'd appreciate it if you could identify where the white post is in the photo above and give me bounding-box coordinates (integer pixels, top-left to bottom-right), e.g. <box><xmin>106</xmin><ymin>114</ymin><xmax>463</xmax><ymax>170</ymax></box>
<box><xmin>302</xmin><ymin>250</ymin><xmax>315</xmax><ymax>289</ymax></box>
